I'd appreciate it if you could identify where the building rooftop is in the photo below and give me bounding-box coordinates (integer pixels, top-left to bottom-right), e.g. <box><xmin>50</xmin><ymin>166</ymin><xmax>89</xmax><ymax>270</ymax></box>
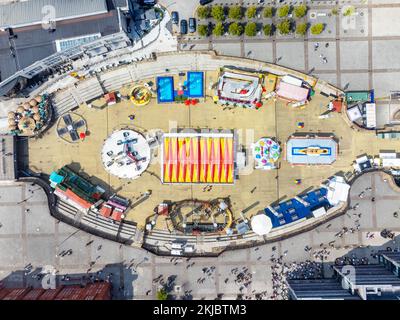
<box><xmin>288</xmin><ymin>279</ymin><xmax>361</xmax><ymax>300</ymax></box>
<box><xmin>0</xmin><ymin>281</ymin><xmax>111</xmax><ymax>300</ymax></box>
<box><xmin>0</xmin><ymin>6</ymin><xmax>122</xmax><ymax>82</ymax></box>
<box><xmin>380</xmin><ymin>251</ymin><xmax>400</xmax><ymax>267</ymax></box>
<box><xmin>0</xmin><ymin>0</ymin><xmax>109</xmax><ymax>29</ymax></box>
<box><xmin>336</xmin><ymin>265</ymin><xmax>400</xmax><ymax>287</ymax></box>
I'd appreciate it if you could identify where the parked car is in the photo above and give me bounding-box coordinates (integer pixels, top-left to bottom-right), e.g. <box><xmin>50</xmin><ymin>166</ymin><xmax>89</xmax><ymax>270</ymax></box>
<box><xmin>189</xmin><ymin>18</ymin><xmax>196</xmax><ymax>33</ymax></box>
<box><xmin>180</xmin><ymin>19</ymin><xmax>188</xmax><ymax>34</ymax></box>
<box><xmin>171</xmin><ymin>11</ymin><xmax>179</xmax><ymax>24</ymax></box>
<box><xmin>199</xmin><ymin>0</ymin><xmax>213</xmax><ymax>5</ymax></box>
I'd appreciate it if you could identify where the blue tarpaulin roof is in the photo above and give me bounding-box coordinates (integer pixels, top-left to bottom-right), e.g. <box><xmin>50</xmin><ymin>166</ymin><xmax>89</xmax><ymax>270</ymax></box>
<box><xmin>264</xmin><ymin>188</ymin><xmax>330</xmax><ymax>228</ymax></box>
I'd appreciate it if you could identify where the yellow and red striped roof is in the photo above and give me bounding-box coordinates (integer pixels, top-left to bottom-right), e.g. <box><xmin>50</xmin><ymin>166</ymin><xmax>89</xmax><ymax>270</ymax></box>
<box><xmin>162</xmin><ymin>133</ymin><xmax>235</xmax><ymax>184</ymax></box>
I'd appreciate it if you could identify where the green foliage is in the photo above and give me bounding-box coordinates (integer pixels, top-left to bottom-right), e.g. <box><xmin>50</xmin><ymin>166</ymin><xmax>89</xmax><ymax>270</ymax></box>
<box><xmin>296</xmin><ymin>22</ymin><xmax>307</xmax><ymax>35</ymax></box>
<box><xmin>263</xmin><ymin>23</ymin><xmax>272</xmax><ymax>36</ymax></box>
<box><xmin>156</xmin><ymin>289</ymin><xmax>168</xmax><ymax>300</ymax></box>
<box><xmin>343</xmin><ymin>6</ymin><xmax>355</xmax><ymax>16</ymax></box>
<box><xmin>198</xmin><ymin>24</ymin><xmax>209</xmax><ymax>36</ymax></box>
<box><xmin>211</xmin><ymin>5</ymin><xmax>225</xmax><ymax>21</ymax></box>
<box><xmin>331</xmin><ymin>7</ymin><xmax>338</xmax><ymax>15</ymax></box>
<box><xmin>277</xmin><ymin>5</ymin><xmax>290</xmax><ymax>18</ymax></box>
<box><xmin>228</xmin><ymin>22</ymin><xmax>243</xmax><ymax>36</ymax></box>
<box><xmin>293</xmin><ymin>4</ymin><xmax>307</xmax><ymax>18</ymax></box>
<box><xmin>197</xmin><ymin>6</ymin><xmax>211</xmax><ymax>19</ymax></box>
<box><xmin>244</xmin><ymin>22</ymin><xmax>257</xmax><ymax>36</ymax></box>
<box><xmin>228</xmin><ymin>6</ymin><xmax>243</xmax><ymax>20</ymax></box>
<box><xmin>276</xmin><ymin>19</ymin><xmax>291</xmax><ymax>35</ymax></box>
<box><xmin>212</xmin><ymin>22</ymin><xmax>224</xmax><ymax>36</ymax></box>
<box><xmin>310</xmin><ymin>23</ymin><xmax>324</xmax><ymax>35</ymax></box>
<box><xmin>263</xmin><ymin>6</ymin><xmax>274</xmax><ymax>18</ymax></box>
<box><xmin>246</xmin><ymin>6</ymin><xmax>257</xmax><ymax>19</ymax></box>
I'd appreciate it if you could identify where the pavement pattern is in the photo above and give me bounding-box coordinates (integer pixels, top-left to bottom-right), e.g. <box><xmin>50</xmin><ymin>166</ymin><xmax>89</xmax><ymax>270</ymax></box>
<box><xmin>169</xmin><ymin>0</ymin><xmax>400</xmax><ymax>98</ymax></box>
<box><xmin>0</xmin><ymin>171</ymin><xmax>399</xmax><ymax>299</ymax></box>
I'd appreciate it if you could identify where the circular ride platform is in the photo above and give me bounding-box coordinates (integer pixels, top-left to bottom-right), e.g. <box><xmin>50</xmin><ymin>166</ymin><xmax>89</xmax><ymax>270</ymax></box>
<box><xmin>252</xmin><ymin>138</ymin><xmax>281</xmax><ymax>170</ymax></box>
<box><xmin>130</xmin><ymin>85</ymin><xmax>152</xmax><ymax>106</ymax></box>
<box><xmin>101</xmin><ymin>129</ymin><xmax>151</xmax><ymax>179</ymax></box>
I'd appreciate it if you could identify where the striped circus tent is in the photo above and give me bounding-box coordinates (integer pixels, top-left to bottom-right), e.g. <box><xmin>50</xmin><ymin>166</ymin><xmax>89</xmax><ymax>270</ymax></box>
<box><xmin>161</xmin><ymin>133</ymin><xmax>235</xmax><ymax>184</ymax></box>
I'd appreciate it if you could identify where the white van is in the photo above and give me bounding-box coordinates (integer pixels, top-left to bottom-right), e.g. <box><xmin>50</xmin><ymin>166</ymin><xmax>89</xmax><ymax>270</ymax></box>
<box><xmin>171</xmin><ymin>250</ymin><xmax>182</xmax><ymax>256</ymax></box>
<box><xmin>171</xmin><ymin>243</ymin><xmax>183</xmax><ymax>250</ymax></box>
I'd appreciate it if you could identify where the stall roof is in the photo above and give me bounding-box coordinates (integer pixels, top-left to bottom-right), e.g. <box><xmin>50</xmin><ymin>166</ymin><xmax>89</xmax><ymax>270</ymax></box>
<box><xmin>276</xmin><ymin>81</ymin><xmax>309</xmax><ymax>102</ymax></box>
<box><xmin>325</xmin><ymin>176</ymin><xmax>350</xmax><ymax>206</ymax></box>
<box><xmin>286</xmin><ymin>136</ymin><xmax>338</xmax><ymax>165</ymax></box>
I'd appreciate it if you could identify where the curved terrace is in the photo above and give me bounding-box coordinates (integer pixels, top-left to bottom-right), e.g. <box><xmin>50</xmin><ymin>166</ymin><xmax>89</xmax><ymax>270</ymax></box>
<box><xmin>10</xmin><ymin>51</ymin><xmax>400</xmax><ymax>256</ymax></box>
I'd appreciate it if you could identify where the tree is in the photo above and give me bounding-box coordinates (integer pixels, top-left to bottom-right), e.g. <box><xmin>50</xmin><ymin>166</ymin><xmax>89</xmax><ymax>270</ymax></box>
<box><xmin>156</xmin><ymin>288</ymin><xmax>168</xmax><ymax>300</ymax></box>
<box><xmin>263</xmin><ymin>24</ymin><xmax>272</xmax><ymax>36</ymax></box>
<box><xmin>211</xmin><ymin>5</ymin><xmax>225</xmax><ymax>21</ymax></box>
<box><xmin>276</xmin><ymin>19</ymin><xmax>291</xmax><ymax>35</ymax></box>
<box><xmin>277</xmin><ymin>5</ymin><xmax>290</xmax><ymax>18</ymax></box>
<box><xmin>263</xmin><ymin>6</ymin><xmax>274</xmax><ymax>18</ymax></box>
<box><xmin>244</xmin><ymin>22</ymin><xmax>257</xmax><ymax>36</ymax></box>
<box><xmin>197</xmin><ymin>5</ymin><xmax>211</xmax><ymax>19</ymax></box>
<box><xmin>228</xmin><ymin>5</ymin><xmax>243</xmax><ymax>20</ymax></box>
<box><xmin>293</xmin><ymin>4</ymin><xmax>307</xmax><ymax>18</ymax></box>
<box><xmin>310</xmin><ymin>23</ymin><xmax>324</xmax><ymax>35</ymax></box>
<box><xmin>331</xmin><ymin>7</ymin><xmax>339</xmax><ymax>15</ymax></box>
<box><xmin>246</xmin><ymin>6</ymin><xmax>257</xmax><ymax>19</ymax></box>
<box><xmin>343</xmin><ymin>6</ymin><xmax>355</xmax><ymax>16</ymax></box>
<box><xmin>212</xmin><ymin>22</ymin><xmax>224</xmax><ymax>36</ymax></box>
<box><xmin>198</xmin><ymin>24</ymin><xmax>209</xmax><ymax>36</ymax></box>
<box><xmin>228</xmin><ymin>22</ymin><xmax>243</xmax><ymax>36</ymax></box>
<box><xmin>296</xmin><ymin>22</ymin><xmax>307</xmax><ymax>36</ymax></box>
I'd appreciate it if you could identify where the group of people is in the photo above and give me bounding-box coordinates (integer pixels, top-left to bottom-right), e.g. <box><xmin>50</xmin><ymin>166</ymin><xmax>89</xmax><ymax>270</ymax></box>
<box><xmin>269</xmin><ymin>254</ymin><xmax>323</xmax><ymax>300</ymax></box>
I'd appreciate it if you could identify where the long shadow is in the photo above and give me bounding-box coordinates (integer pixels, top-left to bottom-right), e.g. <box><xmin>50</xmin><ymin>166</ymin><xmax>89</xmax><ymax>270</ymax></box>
<box><xmin>16</xmin><ymin>137</ymin><xmax>30</xmax><ymax>173</ymax></box>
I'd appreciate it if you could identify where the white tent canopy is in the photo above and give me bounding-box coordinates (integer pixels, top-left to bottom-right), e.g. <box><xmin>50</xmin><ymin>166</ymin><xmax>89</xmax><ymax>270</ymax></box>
<box><xmin>325</xmin><ymin>176</ymin><xmax>350</xmax><ymax>206</ymax></box>
<box><xmin>251</xmin><ymin>214</ymin><xmax>273</xmax><ymax>236</ymax></box>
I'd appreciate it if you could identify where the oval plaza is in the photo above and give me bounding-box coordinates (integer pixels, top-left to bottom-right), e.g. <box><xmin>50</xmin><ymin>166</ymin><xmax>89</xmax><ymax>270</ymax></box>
<box><xmin>4</xmin><ymin>48</ymin><xmax>400</xmax><ymax>255</ymax></box>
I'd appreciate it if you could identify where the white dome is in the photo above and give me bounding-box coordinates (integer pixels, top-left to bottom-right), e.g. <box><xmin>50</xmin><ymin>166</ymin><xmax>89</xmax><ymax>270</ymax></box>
<box><xmin>251</xmin><ymin>214</ymin><xmax>273</xmax><ymax>236</ymax></box>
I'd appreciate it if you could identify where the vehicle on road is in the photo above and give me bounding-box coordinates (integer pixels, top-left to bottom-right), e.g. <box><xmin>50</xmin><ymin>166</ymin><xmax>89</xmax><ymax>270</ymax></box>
<box><xmin>171</xmin><ymin>11</ymin><xmax>179</xmax><ymax>24</ymax></box>
<box><xmin>180</xmin><ymin>19</ymin><xmax>188</xmax><ymax>34</ymax></box>
<box><xmin>189</xmin><ymin>18</ymin><xmax>196</xmax><ymax>33</ymax></box>
<box><xmin>199</xmin><ymin>0</ymin><xmax>213</xmax><ymax>5</ymax></box>
<box><xmin>141</xmin><ymin>0</ymin><xmax>155</xmax><ymax>6</ymax></box>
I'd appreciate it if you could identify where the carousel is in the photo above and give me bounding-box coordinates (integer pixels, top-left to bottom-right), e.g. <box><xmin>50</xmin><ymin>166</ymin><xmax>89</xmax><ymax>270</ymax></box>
<box><xmin>9</xmin><ymin>95</ymin><xmax>51</xmax><ymax>136</ymax></box>
<box><xmin>251</xmin><ymin>137</ymin><xmax>281</xmax><ymax>170</ymax></box>
<box><xmin>130</xmin><ymin>85</ymin><xmax>152</xmax><ymax>106</ymax></box>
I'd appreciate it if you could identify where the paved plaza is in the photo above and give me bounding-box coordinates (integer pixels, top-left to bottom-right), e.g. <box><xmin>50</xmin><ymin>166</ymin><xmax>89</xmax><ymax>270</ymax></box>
<box><xmin>1</xmin><ymin>0</ymin><xmax>400</xmax><ymax>301</ymax></box>
<box><xmin>0</xmin><ymin>171</ymin><xmax>399</xmax><ymax>299</ymax></box>
<box><xmin>177</xmin><ymin>0</ymin><xmax>400</xmax><ymax>97</ymax></box>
